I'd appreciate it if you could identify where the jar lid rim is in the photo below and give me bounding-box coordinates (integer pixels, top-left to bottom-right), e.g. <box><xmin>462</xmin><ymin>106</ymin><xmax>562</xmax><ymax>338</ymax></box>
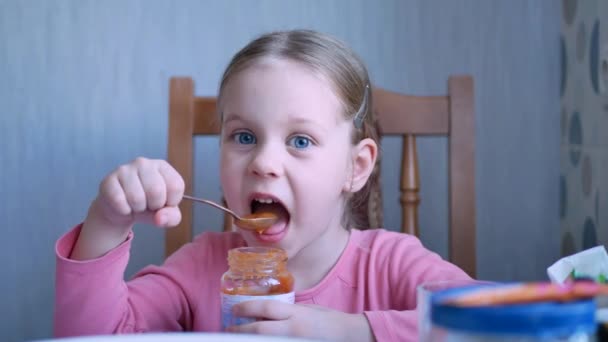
<box><xmin>430</xmin><ymin>284</ymin><xmax>597</xmax><ymax>336</ymax></box>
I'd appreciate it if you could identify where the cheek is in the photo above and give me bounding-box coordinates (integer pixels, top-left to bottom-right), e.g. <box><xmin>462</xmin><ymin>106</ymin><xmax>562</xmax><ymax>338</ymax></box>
<box><xmin>293</xmin><ymin>174</ymin><xmax>345</xmax><ymax>228</ymax></box>
<box><xmin>219</xmin><ymin>152</ymin><xmax>231</xmax><ymax>184</ymax></box>
<box><xmin>220</xmin><ymin>148</ymin><xmax>245</xmax><ymax>175</ymax></box>
<box><xmin>313</xmin><ymin>148</ymin><xmax>351</xmax><ymax>188</ymax></box>
<box><xmin>294</xmin><ymin>156</ymin><xmax>349</xmax><ymax>203</ymax></box>
<box><xmin>220</xmin><ymin>151</ymin><xmax>243</xmax><ymax>206</ymax></box>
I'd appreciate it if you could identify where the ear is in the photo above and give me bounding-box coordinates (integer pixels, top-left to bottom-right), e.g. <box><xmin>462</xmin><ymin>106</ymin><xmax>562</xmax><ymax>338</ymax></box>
<box><xmin>343</xmin><ymin>138</ymin><xmax>378</xmax><ymax>193</ymax></box>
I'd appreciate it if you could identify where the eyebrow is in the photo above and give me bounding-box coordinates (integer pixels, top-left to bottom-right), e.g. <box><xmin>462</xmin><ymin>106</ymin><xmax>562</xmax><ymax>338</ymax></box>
<box><xmin>223</xmin><ymin>113</ymin><xmax>331</xmax><ymax>135</ymax></box>
<box><xmin>289</xmin><ymin>116</ymin><xmax>330</xmax><ymax>135</ymax></box>
<box><xmin>222</xmin><ymin>113</ymin><xmax>244</xmax><ymax>125</ymax></box>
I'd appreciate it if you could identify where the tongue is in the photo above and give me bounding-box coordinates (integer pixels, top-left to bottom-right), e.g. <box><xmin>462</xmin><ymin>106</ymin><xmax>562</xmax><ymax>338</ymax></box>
<box><xmin>253</xmin><ymin>203</ymin><xmax>289</xmax><ymax>234</ymax></box>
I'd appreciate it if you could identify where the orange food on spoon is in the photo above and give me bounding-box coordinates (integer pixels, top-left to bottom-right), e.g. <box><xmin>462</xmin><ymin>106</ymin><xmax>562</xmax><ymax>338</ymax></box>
<box><xmin>235</xmin><ymin>211</ymin><xmax>278</xmax><ymax>233</ymax></box>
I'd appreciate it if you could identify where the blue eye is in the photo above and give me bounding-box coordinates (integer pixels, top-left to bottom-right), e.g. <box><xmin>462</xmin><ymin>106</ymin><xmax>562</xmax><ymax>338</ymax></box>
<box><xmin>288</xmin><ymin>136</ymin><xmax>311</xmax><ymax>149</ymax></box>
<box><xmin>234</xmin><ymin>132</ymin><xmax>256</xmax><ymax>145</ymax></box>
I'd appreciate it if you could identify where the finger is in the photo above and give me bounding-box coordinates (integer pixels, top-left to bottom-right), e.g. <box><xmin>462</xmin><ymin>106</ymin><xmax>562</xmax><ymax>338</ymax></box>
<box><xmin>137</xmin><ymin>164</ymin><xmax>167</xmax><ymax>211</ymax></box>
<box><xmin>158</xmin><ymin>161</ymin><xmax>185</xmax><ymax>206</ymax></box>
<box><xmin>116</xmin><ymin>165</ymin><xmax>147</xmax><ymax>213</ymax></box>
<box><xmin>233</xmin><ymin>300</ymin><xmax>293</xmax><ymax>321</ymax></box>
<box><xmin>99</xmin><ymin>175</ymin><xmax>131</xmax><ymax>216</ymax></box>
<box><xmin>228</xmin><ymin>320</ymin><xmax>288</xmax><ymax>336</ymax></box>
<box><xmin>300</xmin><ymin>303</ymin><xmax>330</xmax><ymax>311</ymax></box>
<box><xmin>154</xmin><ymin>206</ymin><xmax>182</xmax><ymax>227</ymax></box>
<box><xmin>132</xmin><ymin>211</ymin><xmax>157</xmax><ymax>226</ymax></box>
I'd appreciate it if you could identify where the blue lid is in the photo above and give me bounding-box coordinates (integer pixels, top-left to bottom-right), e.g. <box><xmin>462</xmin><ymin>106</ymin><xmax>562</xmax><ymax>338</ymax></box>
<box><xmin>430</xmin><ymin>284</ymin><xmax>597</xmax><ymax>337</ymax></box>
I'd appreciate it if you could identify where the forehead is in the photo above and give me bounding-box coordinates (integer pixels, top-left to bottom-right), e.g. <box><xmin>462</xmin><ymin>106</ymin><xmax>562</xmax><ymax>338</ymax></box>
<box><xmin>220</xmin><ymin>58</ymin><xmax>345</xmax><ymax>124</ymax></box>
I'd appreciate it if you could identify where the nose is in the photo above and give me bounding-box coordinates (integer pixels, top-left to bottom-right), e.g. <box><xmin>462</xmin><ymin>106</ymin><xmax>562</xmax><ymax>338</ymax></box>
<box><xmin>247</xmin><ymin>143</ymin><xmax>284</xmax><ymax>178</ymax></box>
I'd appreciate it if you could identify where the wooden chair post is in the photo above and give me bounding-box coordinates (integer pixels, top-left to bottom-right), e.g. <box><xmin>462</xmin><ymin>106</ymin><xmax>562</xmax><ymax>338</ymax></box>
<box><xmin>222</xmin><ymin>199</ymin><xmax>233</xmax><ymax>232</ymax></box>
<box><xmin>400</xmin><ymin>135</ymin><xmax>420</xmax><ymax>236</ymax></box>
<box><xmin>448</xmin><ymin>75</ymin><xmax>476</xmax><ymax>277</ymax></box>
<box><xmin>166</xmin><ymin>77</ymin><xmax>195</xmax><ymax>257</ymax></box>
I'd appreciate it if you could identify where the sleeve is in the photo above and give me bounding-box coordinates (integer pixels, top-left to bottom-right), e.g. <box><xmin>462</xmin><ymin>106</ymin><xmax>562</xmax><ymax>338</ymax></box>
<box><xmin>53</xmin><ymin>224</ymin><xmax>203</xmax><ymax>337</ymax></box>
<box><xmin>362</xmin><ymin>233</ymin><xmax>472</xmax><ymax>342</ymax></box>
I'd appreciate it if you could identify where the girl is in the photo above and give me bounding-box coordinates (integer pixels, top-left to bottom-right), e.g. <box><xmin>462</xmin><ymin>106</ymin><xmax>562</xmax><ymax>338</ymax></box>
<box><xmin>55</xmin><ymin>30</ymin><xmax>470</xmax><ymax>341</ymax></box>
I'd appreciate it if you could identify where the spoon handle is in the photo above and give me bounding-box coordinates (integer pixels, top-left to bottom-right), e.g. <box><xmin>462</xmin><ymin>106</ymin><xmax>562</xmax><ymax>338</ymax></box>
<box><xmin>182</xmin><ymin>195</ymin><xmax>239</xmax><ymax>219</ymax></box>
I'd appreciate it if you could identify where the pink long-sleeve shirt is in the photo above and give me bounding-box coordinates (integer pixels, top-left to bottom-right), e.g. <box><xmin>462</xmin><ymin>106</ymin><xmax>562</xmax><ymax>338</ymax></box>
<box><xmin>54</xmin><ymin>225</ymin><xmax>470</xmax><ymax>341</ymax></box>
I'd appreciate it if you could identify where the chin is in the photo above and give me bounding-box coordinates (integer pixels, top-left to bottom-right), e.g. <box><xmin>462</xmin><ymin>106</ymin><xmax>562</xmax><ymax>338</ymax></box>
<box><xmin>240</xmin><ymin>226</ymin><xmax>295</xmax><ymax>254</ymax></box>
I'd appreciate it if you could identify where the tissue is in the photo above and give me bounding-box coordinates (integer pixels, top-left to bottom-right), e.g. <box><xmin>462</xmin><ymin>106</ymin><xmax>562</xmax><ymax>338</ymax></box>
<box><xmin>547</xmin><ymin>246</ymin><xmax>608</xmax><ymax>284</ymax></box>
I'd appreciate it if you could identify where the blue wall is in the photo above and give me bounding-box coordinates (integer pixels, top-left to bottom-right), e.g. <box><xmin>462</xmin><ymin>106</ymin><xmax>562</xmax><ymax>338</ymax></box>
<box><xmin>0</xmin><ymin>1</ymin><xmax>560</xmax><ymax>340</ymax></box>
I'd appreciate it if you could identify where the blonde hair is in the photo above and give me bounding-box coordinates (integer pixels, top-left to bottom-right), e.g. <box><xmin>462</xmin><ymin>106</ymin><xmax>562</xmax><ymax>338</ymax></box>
<box><xmin>218</xmin><ymin>29</ymin><xmax>382</xmax><ymax>229</ymax></box>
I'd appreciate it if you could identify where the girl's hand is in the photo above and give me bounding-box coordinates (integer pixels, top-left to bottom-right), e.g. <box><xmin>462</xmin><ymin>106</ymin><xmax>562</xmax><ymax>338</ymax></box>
<box><xmin>227</xmin><ymin>301</ymin><xmax>375</xmax><ymax>342</ymax></box>
<box><xmin>71</xmin><ymin>157</ymin><xmax>185</xmax><ymax>260</ymax></box>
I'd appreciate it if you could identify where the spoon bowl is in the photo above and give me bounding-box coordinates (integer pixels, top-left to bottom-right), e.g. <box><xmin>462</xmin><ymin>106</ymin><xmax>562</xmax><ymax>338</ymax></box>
<box><xmin>182</xmin><ymin>195</ymin><xmax>278</xmax><ymax>232</ymax></box>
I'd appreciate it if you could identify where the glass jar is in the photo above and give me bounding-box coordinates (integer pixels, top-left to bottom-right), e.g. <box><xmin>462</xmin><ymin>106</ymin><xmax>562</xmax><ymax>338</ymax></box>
<box><xmin>425</xmin><ymin>285</ymin><xmax>597</xmax><ymax>342</ymax></box>
<box><xmin>220</xmin><ymin>247</ymin><xmax>295</xmax><ymax>330</ymax></box>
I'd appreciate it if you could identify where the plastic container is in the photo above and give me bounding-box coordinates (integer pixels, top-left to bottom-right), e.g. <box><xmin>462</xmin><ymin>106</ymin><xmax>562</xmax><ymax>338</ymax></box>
<box><xmin>220</xmin><ymin>247</ymin><xmax>295</xmax><ymax>330</ymax></box>
<box><xmin>597</xmin><ymin>296</ymin><xmax>608</xmax><ymax>341</ymax></box>
<box><xmin>418</xmin><ymin>279</ymin><xmax>495</xmax><ymax>341</ymax></box>
<box><xmin>425</xmin><ymin>284</ymin><xmax>597</xmax><ymax>342</ymax></box>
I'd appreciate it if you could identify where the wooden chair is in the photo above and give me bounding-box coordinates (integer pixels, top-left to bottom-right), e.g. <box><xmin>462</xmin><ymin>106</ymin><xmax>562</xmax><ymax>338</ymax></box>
<box><xmin>166</xmin><ymin>76</ymin><xmax>476</xmax><ymax>277</ymax></box>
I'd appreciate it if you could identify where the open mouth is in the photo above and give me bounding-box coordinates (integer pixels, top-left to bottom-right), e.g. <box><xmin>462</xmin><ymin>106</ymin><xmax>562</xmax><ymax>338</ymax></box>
<box><xmin>249</xmin><ymin>196</ymin><xmax>290</xmax><ymax>236</ymax></box>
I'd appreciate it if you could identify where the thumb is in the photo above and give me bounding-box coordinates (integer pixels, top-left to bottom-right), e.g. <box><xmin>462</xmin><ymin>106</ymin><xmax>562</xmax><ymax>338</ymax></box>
<box><xmin>133</xmin><ymin>207</ymin><xmax>182</xmax><ymax>227</ymax></box>
<box><xmin>153</xmin><ymin>206</ymin><xmax>182</xmax><ymax>227</ymax></box>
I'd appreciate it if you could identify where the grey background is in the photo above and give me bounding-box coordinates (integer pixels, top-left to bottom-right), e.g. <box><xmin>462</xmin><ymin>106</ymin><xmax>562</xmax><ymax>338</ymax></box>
<box><xmin>0</xmin><ymin>1</ymin><xmax>560</xmax><ymax>341</ymax></box>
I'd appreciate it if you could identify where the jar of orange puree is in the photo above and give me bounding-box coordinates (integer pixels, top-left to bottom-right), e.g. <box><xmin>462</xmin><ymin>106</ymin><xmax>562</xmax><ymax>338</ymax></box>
<box><xmin>220</xmin><ymin>247</ymin><xmax>295</xmax><ymax>330</ymax></box>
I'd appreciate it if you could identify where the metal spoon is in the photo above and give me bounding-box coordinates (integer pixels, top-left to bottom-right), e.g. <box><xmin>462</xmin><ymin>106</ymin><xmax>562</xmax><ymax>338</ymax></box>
<box><xmin>182</xmin><ymin>195</ymin><xmax>278</xmax><ymax>231</ymax></box>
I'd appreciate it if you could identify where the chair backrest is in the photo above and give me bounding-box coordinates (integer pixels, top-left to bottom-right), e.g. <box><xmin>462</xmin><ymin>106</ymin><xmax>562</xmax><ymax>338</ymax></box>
<box><xmin>166</xmin><ymin>76</ymin><xmax>476</xmax><ymax>277</ymax></box>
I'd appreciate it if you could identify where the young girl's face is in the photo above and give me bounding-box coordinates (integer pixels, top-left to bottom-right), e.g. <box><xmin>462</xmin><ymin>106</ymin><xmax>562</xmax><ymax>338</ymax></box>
<box><xmin>219</xmin><ymin>58</ymin><xmax>354</xmax><ymax>258</ymax></box>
